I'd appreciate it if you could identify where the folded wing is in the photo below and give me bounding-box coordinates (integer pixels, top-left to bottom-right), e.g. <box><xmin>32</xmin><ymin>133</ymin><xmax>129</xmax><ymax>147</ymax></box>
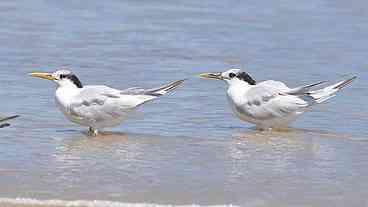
<box><xmin>68</xmin><ymin>86</ymin><xmax>145</xmax><ymax>122</ymax></box>
<box><xmin>242</xmin><ymin>82</ymin><xmax>309</xmax><ymax>120</ymax></box>
<box><xmin>67</xmin><ymin>79</ymin><xmax>185</xmax><ymax>123</ymax></box>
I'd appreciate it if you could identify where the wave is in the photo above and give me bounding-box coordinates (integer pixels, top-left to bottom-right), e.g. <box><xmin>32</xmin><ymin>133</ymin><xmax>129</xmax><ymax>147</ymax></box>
<box><xmin>0</xmin><ymin>197</ymin><xmax>238</xmax><ymax>207</ymax></box>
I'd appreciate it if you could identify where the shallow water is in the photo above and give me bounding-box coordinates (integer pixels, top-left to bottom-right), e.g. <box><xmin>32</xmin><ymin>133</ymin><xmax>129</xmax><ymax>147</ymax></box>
<box><xmin>0</xmin><ymin>0</ymin><xmax>367</xmax><ymax>206</ymax></box>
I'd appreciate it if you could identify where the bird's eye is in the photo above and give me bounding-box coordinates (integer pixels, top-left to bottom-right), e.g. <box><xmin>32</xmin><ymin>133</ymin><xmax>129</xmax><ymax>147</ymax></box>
<box><xmin>229</xmin><ymin>73</ymin><xmax>236</xmax><ymax>78</ymax></box>
<box><xmin>59</xmin><ymin>74</ymin><xmax>65</xmax><ymax>79</ymax></box>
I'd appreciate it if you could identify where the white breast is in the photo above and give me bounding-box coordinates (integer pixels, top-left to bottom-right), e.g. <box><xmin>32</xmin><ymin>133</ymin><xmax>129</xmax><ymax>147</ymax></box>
<box><xmin>55</xmin><ymin>86</ymin><xmax>87</xmax><ymax>126</ymax></box>
<box><xmin>226</xmin><ymin>83</ymin><xmax>259</xmax><ymax>123</ymax></box>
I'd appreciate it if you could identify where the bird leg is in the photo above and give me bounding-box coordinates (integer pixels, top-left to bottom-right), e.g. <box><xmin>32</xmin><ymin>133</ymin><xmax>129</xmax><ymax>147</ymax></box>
<box><xmin>88</xmin><ymin>127</ymin><xmax>99</xmax><ymax>136</ymax></box>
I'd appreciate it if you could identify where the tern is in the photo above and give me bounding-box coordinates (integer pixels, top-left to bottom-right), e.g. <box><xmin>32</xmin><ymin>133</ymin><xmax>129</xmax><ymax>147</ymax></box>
<box><xmin>30</xmin><ymin>69</ymin><xmax>185</xmax><ymax>136</ymax></box>
<box><xmin>0</xmin><ymin>115</ymin><xmax>19</xmax><ymax>128</ymax></box>
<box><xmin>199</xmin><ymin>69</ymin><xmax>356</xmax><ymax>130</ymax></box>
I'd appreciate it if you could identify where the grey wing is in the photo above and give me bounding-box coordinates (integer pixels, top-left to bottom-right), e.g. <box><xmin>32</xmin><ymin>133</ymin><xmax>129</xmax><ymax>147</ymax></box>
<box><xmin>69</xmin><ymin>79</ymin><xmax>185</xmax><ymax>121</ymax></box>
<box><xmin>119</xmin><ymin>87</ymin><xmax>147</xmax><ymax>95</ymax></box>
<box><xmin>68</xmin><ymin>86</ymin><xmax>138</xmax><ymax>122</ymax></box>
<box><xmin>260</xmin><ymin>79</ymin><xmax>327</xmax><ymax>95</ymax></box>
<box><xmin>257</xmin><ymin>80</ymin><xmax>291</xmax><ymax>92</ymax></box>
<box><xmin>120</xmin><ymin>79</ymin><xmax>185</xmax><ymax>97</ymax></box>
<box><xmin>79</xmin><ymin>85</ymin><xmax>122</xmax><ymax>98</ymax></box>
<box><xmin>286</xmin><ymin>81</ymin><xmax>327</xmax><ymax>95</ymax></box>
<box><xmin>242</xmin><ymin>84</ymin><xmax>308</xmax><ymax>119</ymax></box>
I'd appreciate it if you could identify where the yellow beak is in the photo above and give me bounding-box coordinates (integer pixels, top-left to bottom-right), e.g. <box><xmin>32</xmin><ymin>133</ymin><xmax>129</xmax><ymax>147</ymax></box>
<box><xmin>198</xmin><ymin>72</ymin><xmax>223</xmax><ymax>80</ymax></box>
<box><xmin>29</xmin><ymin>72</ymin><xmax>56</xmax><ymax>81</ymax></box>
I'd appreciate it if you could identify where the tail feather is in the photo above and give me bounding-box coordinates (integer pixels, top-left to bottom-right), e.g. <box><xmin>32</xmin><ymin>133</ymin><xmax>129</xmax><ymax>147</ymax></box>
<box><xmin>288</xmin><ymin>80</ymin><xmax>327</xmax><ymax>95</ymax></box>
<box><xmin>308</xmin><ymin>76</ymin><xmax>356</xmax><ymax>104</ymax></box>
<box><xmin>333</xmin><ymin>76</ymin><xmax>357</xmax><ymax>90</ymax></box>
<box><xmin>145</xmin><ymin>79</ymin><xmax>186</xmax><ymax>96</ymax></box>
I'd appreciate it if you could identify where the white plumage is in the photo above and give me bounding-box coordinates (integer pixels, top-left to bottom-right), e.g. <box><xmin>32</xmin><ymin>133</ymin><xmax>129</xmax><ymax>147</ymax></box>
<box><xmin>200</xmin><ymin>69</ymin><xmax>356</xmax><ymax>130</ymax></box>
<box><xmin>31</xmin><ymin>70</ymin><xmax>185</xmax><ymax>135</ymax></box>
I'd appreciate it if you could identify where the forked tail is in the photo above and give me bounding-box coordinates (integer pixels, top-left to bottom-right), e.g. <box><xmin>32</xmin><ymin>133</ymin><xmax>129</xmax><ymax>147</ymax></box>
<box><xmin>126</xmin><ymin>79</ymin><xmax>186</xmax><ymax>106</ymax></box>
<box><xmin>145</xmin><ymin>79</ymin><xmax>186</xmax><ymax>97</ymax></box>
<box><xmin>308</xmin><ymin>76</ymin><xmax>357</xmax><ymax>103</ymax></box>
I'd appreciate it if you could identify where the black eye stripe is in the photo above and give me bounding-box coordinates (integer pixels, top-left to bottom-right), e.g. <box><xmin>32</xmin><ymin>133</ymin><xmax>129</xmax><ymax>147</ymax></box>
<box><xmin>237</xmin><ymin>72</ymin><xmax>256</xmax><ymax>85</ymax></box>
<box><xmin>56</xmin><ymin>72</ymin><xmax>83</xmax><ymax>88</ymax></box>
<box><xmin>229</xmin><ymin>73</ymin><xmax>236</xmax><ymax>78</ymax></box>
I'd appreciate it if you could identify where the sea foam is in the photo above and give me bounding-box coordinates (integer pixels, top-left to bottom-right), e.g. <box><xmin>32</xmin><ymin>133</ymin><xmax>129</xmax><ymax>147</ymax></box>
<box><xmin>0</xmin><ymin>197</ymin><xmax>238</xmax><ymax>207</ymax></box>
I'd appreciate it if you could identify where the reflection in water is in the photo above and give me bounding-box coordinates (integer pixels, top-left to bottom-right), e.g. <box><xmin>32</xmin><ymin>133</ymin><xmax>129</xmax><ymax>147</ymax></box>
<box><xmin>62</xmin><ymin>131</ymin><xmax>130</xmax><ymax>150</ymax></box>
<box><xmin>53</xmin><ymin>131</ymin><xmax>145</xmax><ymax>167</ymax></box>
<box><xmin>233</xmin><ymin>127</ymin><xmax>356</xmax><ymax>146</ymax></box>
<box><xmin>228</xmin><ymin>129</ymin><xmax>350</xmax><ymax>186</ymax></box>
<box><xmin>226</xmin><ymin>128</ymin><xmax>314</xmax><ymax>188</ymax></box>
<box><xmin>224</xmin><ymin>128</ymin><xmax>368</xmax><ymax>206</ymax></box>
<box><xmin>1</xmin><ymin>126</ymin><xmax>368</xmax><ymax>205</ymax></box>
<box><xmin>51</xmin><ymin>132</ymin><xmax>148</xmax><ymax>193</ymax></box>
<box><xmin>227</xmin><ymin>127</ymin><xmax>355</xmax><ymax>167</ymax></box>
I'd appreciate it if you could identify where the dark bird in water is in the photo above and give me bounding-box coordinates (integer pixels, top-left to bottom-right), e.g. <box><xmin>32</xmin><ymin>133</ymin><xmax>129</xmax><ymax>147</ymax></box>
<box><xmin>0</xmin><ymin>115</ymin><xmax>19</xmax><ymax>128</ymax></box>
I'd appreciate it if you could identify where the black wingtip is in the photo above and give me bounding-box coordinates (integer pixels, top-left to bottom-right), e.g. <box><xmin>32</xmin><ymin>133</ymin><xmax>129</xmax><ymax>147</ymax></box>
<box><xmin>333</xmin><ymin>76</ymin><xmax>357</xmax><ymax>90</ymax></box>
<box><xmin>145</xmin><ymin>79</ymin><xmax>186</xmax><ymax>97</ymax></box>
<box><xmin>163</xmin><ymin>79</ymin><xmax>186</xmax><ymax>93</ymax></box>
<box><xmin>308</xmin><ymin>80</ymin><xmax>328</xmax><ymax>88</ymax></box>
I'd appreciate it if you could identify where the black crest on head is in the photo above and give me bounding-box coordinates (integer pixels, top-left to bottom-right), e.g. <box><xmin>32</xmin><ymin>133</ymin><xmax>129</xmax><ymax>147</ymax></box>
<box><xmin>237</xmin><ymin>72</ymin><xmax>256</xmax><ymax>85</ymax></box>
<box><xmin>66</xmin><ymin>74</ymin><xmax>83</xmax><ymax>88</ymax></box>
